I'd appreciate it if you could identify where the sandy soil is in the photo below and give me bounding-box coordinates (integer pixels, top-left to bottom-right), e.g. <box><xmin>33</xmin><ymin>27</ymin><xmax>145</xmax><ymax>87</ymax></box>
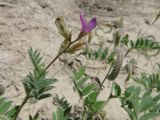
<box><xmin>0</xmin><ymin>0</ymin><xmax>160</xmax><ymax>119</ymax></box>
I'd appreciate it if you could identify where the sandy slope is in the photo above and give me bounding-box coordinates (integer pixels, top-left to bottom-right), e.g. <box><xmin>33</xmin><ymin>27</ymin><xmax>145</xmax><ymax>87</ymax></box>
<box><xmin>0</xmin><ymin>0</ymin><xmax>160</xmax><ymax>119</ymax></box>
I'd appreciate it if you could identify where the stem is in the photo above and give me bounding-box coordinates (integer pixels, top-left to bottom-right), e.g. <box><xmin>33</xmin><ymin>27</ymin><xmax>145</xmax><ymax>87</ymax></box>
<box><xmin>13</xmin><ymin>33</ymin><xmax>83</xmax><ymax>120</ymax></box>
<box><xmin>13</xmin><ymin>92</ymin><xmax>30</xmax><ymax>120</ymax></box>
<box><xmin>124</xmin><ymin>48</ymin><xmax>132</xmax><ymax>58</ymax></box>
<box><xmin>43</xmin><ymin>34</ymin><xmax>82</xmax><ymax>72</ymax></box>
<box><xmin>97</xmin><ymin>65</ymin><xmax>112</xmax><ymax>94</ymax></box>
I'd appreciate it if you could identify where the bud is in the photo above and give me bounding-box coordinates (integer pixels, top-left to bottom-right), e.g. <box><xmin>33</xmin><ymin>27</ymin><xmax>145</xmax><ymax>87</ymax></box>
<box><xmin>55</xmin><ymin>17</ymin><xmax>70</xmax><ymax>40</ymax></box>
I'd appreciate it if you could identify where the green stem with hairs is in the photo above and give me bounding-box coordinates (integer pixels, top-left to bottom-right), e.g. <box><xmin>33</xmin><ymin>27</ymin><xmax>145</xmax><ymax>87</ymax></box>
<box><xmin>13</xmin><ymin>92</ymin><xmax>30</xmax><ymax>120</ymax></box>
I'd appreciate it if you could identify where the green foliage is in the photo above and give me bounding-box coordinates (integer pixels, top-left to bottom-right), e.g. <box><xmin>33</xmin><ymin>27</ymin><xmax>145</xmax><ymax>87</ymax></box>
<box><xmin>112</xmin><ymin>82</ymin><xmax>121</xmax><ymax>96</ymax></box>
<box><xmin>0</xmin><ymin>97</ymin><xmax>18</xmax><ymax>120</ymax></box>
<box><xmin>83</xmin><ymin>46</ymin><xmax>115</xmax><ymax>64</ymax></box>
<box><xmin>53</xmin><ymin>95</ymin><xmax>72</xmax><ymax>120</ymax></box>
<box><xmin>121</xmin><ymin>36</ymin><xmax>160</xmax><ymax>57</ymax></box>
<box><xmin>73</xmin><ymin>66</ymin><xmax>105</xmax><ymax>118</ymax></box>
<box><xmin>120</xmin><ymin>86</ymin><xmax>160</xmax><ymax>120</ymax></box>
<box><xmin>23</xmin><ymin>48</ymin><xmax>57</xmax><ymax>100</ymax></box>
<box><xmin>133</xmin><ymin>73</ymin><xmax>160</xmax><ymax>91</ymax></box>
<box><xmin>52</xmin><ymin>106</ymin><xmax>64</xmax><ymax>120</ymax></box>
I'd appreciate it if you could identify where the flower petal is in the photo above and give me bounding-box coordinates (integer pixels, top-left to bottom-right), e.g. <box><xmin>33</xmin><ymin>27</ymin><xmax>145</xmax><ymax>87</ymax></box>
<box><xmin>80</xmin><ymin>12</ymin><xmax>88</xmax><ymax>32</ymax></box>
<box><xmin>88</xmin><ymin>17</ymin><xmax>97</xmax><ymax>32</ymax></box>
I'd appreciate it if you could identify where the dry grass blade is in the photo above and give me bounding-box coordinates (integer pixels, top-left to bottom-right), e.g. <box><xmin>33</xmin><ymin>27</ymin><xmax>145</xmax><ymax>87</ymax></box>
<box><xmin>151</xmin><ymin>10</ymin><xmax>160</xmax><ymax>25</ymax></box>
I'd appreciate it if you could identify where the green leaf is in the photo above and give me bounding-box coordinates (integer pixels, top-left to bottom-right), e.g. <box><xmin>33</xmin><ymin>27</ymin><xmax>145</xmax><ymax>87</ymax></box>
<box><xmin>23</xmin><ymin>48</ymin><xmax>57</xmax><ymax>100</ymax></box>
<box><xmin>28</xmin><ymin>48</ymin><xmax>44</xmax><ymax>72</ymax></box>
<box><xmin>84</xmin><ymin>91</ymin><xmax>98</xmax><ymax>104</ymax></box>
<box><xmin>82</xmin><ymin>83</ymin><xmax>96</xmax><ymax>96</ymax></box>
<box><xmin>133</xmin><ymin>73</ymin><xmax>160</xmax><ymax>90</ymax></box>
<box><xmin>76</xmin><ymin>76</ymin><xmax>90</xmax><ymax>88</ymax></box>
<box><xmin>88</xmin><ymin>49</ymin><xmax>92</xmax><ymax>58</ymax></box>
<box><xmin>52</xmin><ymin>112</ymin><xmax>56</xmax><ymax>120</ymax></box>
<box><xmin>142</xmin><ymin>89</ymin><xmax>152</xmax><ymax>98</ymax></box>
<box><xmin>95</xmin><ymin>51</ymin><xmax>99</xmax><ymax>59</ymax></box>
<box><xmin>38</xmin><ymin>94</ymin><xmax>52</xmax><ymax>100</ymax></box>
<box><xmin>7</xmin><ymin>106</ymin><xmax>19</xmax><ymax>118</ymax></box>
<box><xmin>153</xmin><ymin>94</ymin><xmax>160</xmax><ymax>102</ymax></box>
<box><xmin>53</xmin><ymin>95</ymin><xmax>72</xmax><ymax>119</ymax></box>
<box><xmin>113</xmin><ymin>82</ymin><xmax>121</xmax><ymax>96</ymax></box>
<box><xmin>93</xmin><ymin>101</ymin><xmax>105</xmax><ymax>112</ymax></box>
<box><xmin>101</xmin><ymin>52</ymin><xmax>106</xmax><ymax>60</ymax></box>
<box><xmin>139</xmin><ymin>112</ymin><xmax>160</xmax><ymax>120</ymax></box>
<box><xmin>0</xmin><ymin>101</ymin><xmax>12</xmax><ymax>114</ymax></box>
<box><xmin>56</xmin><ymin>107</ymin><xmax>64</xmax><ymax>120</ymax></box>
<box><xmin>104</xmin><ymin>47</ymin><xmax>109</xmax><ymax>55</ymax></box>
<box><xmin>74</xmin><ymin>66</ymin><xmax>86</xmax><ymax>81</ymax></box>
<box><xmin>0</xmin><ymin>98</ymin><xmax>5</xmax><ymax>106</ymax></box>
<box><xmin>130</xmin><ymin>41</ymin><xmax>134</xmax><ymax>48</ymax></box>
<box><xmin>97</xmin><ymin>47</ymin><xmax>102</xmax><ymax>57</ymax></box>
<box><xmin>139</xmin><ymin>96</ymin><xmax>156</xmax><ymax>112</ymax></box>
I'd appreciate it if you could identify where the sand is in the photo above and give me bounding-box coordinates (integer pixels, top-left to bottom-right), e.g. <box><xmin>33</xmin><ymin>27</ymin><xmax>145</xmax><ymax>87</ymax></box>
<box><xmin>0</xmin><ymin>0</ymin><xmax>160</xmax><ymax>119</ymax></box>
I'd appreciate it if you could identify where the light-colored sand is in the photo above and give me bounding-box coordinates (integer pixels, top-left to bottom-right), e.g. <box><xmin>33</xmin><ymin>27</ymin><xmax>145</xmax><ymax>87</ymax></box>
<box><xmin>0</xmin><ymin>0</ymin><xmax>160</xmax><ymax>119</ymax></box>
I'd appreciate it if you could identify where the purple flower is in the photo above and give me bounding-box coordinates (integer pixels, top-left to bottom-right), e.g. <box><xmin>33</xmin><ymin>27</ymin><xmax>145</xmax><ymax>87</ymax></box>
<box><xmin>80</xmin><ymin>13</ymin><xmax>97</xmax><ymax>33</ymax></box>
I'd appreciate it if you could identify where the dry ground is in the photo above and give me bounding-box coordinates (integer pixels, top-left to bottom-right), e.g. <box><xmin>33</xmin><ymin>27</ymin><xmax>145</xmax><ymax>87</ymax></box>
<box><xmin>0</xmin><ymin>0</ymin><xmax>160</xmax><ymax>119</ymax></box>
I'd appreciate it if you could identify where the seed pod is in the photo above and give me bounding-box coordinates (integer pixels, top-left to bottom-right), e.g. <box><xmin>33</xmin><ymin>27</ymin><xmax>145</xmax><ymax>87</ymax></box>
<box><xmin>66</xmin><ymin>41</ymin><xmax>85</xmax><ymax>53</ymax></box>
<box><xmin>107</xmin><ymin>47</ymin><xmax>123</xmax><ymax>80</ymax></box>
<box><xmin>55</xmin><ymin>17</ymin><xmax>72</xmax><ymax>53</ymax></box>
<box><xmin>55</xmin><ymin>17</ymin><xmax>70</xmax><ymax>39</ymax></box>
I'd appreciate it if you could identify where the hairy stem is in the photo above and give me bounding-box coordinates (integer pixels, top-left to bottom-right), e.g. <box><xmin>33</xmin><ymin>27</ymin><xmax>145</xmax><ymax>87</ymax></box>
<box><xmin>13</xmin><ymin>92</ymin><xmax>30</xmax><ymax>120</ymax></box>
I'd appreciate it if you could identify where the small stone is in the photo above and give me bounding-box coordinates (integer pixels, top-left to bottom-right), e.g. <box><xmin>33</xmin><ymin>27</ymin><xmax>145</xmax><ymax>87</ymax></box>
<box><xmin>106</xmin><ymin>7</ymin><xmax>114</xmax><ymax>12</ymax></box>
<box><xmin>145</xmin><ymin>19</ymin><xmax>150</xmax><ymax>25</ymax></box>
<box><xmin>94</xmin><ymin>3</ymin><xmax>102</xmax><ymax>9</ymax></box>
